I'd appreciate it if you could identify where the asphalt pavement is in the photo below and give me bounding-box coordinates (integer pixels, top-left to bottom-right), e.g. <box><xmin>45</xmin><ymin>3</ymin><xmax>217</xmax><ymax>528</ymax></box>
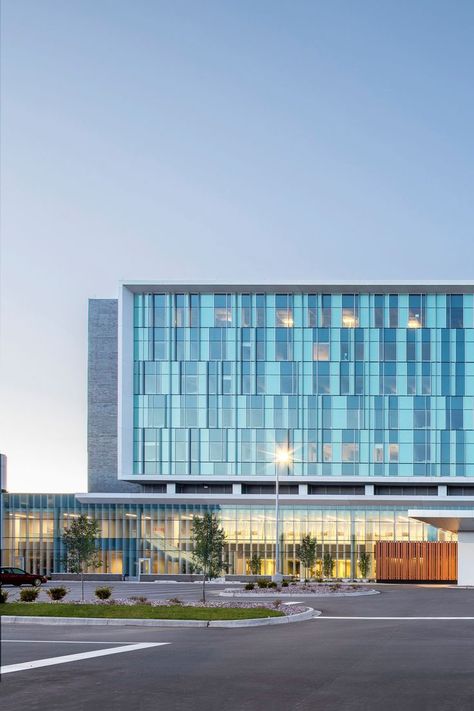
<box><xmin>2</xmin><ymin>584</ymin><xmax>474</xmax><ymax>711</ymax></box>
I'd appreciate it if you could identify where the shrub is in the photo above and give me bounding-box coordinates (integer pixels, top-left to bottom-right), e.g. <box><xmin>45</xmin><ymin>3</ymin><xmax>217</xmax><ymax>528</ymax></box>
<box><xmin>267</xmin><ymin>581</ymin><xmax>277</xmax><ymax>589</ymax></box>
<box><xmin>47</xmin><ymin>586</ymin><xmax>68</xmax><ymax>601</ymax></box>
<box><xmin>169</xmin><ymin>597</ymin><xmax>183</xmax><ymax>605</ymax></box>
<box><xmin>244</xmin><ymin>583</ymin><xmax>255</xmax><ymax>590</ymax></box>
<box><xmin>272</xmin><ymin>599</ymin><xmax>282</xmax><ymax>608</ymax></box>
<box><xmin>129</xmin><ymin>595</ymin><xmax>148</xmax><ymax>604</ymax></box>
<box><xmin>282</xmin><ymin>581</ymin><xmax>289</xmax><ymax>587</ymax></box>
<box><xmin>94</xmin><ymin>586</ymin><xmax>112</xmax><ymax>600</ymax></box>
<box><xmin>257</xmin><ymin>580</ymin><xmax>268</xmax><ymax>589</ymax></box>
<box><xmin>20</xmin><ymin>587</ymin><xmax>40</xmax><ymax>602</ymax></box>
<box><xmin>0</xmin><ymin>588</ymin><xmax>8</xmax><ymax>604</ymax></box>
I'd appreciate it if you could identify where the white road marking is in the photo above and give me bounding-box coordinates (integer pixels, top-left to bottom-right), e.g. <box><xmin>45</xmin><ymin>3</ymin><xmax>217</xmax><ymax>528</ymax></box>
<box><xmin>0</xmin><ymin>642</ymin><xmax>169</xmax><ymax>675</ymax></box>
<box><xmin>315</xmin><ymin>616</ymin><xmax>474</xmax><ymax>620</ymax></box>
<box><xmin>2</xmin><ymin>639</ymin><xmax>146</xmax><ymax>645</ymax></box>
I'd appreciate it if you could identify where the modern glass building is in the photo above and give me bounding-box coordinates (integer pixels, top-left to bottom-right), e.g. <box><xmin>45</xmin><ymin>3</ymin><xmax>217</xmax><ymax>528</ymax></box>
<box><xmin>3</xmin><ymin>282</ymin><xmax>474</xmax><ymax>580</ymax></box>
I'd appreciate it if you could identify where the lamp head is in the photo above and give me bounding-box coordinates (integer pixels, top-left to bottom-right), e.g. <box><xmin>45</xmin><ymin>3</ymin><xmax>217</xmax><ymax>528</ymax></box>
<box><xmin>275</xmin><ymin>447</ymin><xmax>292</xmax><ymax>465</ymax></box>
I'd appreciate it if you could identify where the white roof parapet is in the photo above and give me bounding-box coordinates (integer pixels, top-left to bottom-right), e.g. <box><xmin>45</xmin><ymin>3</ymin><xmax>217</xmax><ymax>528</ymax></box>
<box><xmin>120</xmin><ymin>281</ymin><xmax>474</xmax><ymax>295</ymax></box>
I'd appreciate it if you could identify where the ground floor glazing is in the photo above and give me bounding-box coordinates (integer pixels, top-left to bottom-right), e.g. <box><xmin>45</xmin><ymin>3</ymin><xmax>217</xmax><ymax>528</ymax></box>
<box><xmin>0</xmin><ymin>494</ymin><xmax>457</xmax><ymax>577</ymax></box>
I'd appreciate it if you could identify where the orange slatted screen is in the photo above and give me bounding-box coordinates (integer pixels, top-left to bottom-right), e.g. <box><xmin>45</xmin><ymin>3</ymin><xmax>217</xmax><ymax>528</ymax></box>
<box><xmin>375</xmin><ymin>541</ymin><xmax>457</xmax><ymax>583</ymax></box>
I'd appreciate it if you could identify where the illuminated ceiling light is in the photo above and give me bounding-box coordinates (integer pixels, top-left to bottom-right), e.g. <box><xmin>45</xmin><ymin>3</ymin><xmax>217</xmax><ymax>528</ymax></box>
<box><xmin>408</xmin><ymin>314</ymin><xmax>421</xmax><ymax>328</ymax></box>
<box><xmin>342</xmin><ymin>314</ymin><xmax>359</xmax><ymax>327</ymax></box>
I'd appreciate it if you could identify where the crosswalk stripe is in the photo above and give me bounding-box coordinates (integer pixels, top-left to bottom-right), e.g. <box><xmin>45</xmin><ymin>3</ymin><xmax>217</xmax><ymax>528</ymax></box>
<box><xmin>1</xmin><ymin>642</ymin><xmax>169</xmax><ymax>675</ymax></box>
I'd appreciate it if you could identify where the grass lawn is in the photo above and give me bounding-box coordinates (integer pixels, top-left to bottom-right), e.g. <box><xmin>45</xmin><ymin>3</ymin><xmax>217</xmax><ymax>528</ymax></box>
<box><xmin>0</xmin><ymin>603</ymin><xmax>284</xmax><ymax>620</ymax></box>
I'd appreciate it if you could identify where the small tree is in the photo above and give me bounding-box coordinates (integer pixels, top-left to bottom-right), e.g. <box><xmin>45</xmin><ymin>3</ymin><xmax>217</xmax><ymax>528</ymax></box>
<box><xmin>359</xmin><ymin>552</ymin><xmax>371</xmax><ymax>579</ymax></box>
<box><xmin>191</xmin><ymin>512</ymin><xmax>226</xmax><ymax>603</ymax></box>
<box><xmin>248</xmin><ymin>553</ymin><xmax>262</xmax><ymax>576</ymax></box>
<box><xmin>62</xmin><ymin>514</ymin><xmax>101</xmax><ymax>601</ymax></box>
<box><xmin>297</xmin><ymin>534</ymin><xmax>317</xmax><ymax>580</ymax></box>
<box><xmin>322</xmin><ymin>552</ymin><xmax>335</xmax><ymax>579</ymax></box>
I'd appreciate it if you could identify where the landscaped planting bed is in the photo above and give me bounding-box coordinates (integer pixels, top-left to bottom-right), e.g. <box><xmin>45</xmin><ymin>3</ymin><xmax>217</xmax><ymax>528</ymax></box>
<box><xmin>224</xmin><ymin>581</ymin><xmax>376</xmax><ymax>595</ymax></box>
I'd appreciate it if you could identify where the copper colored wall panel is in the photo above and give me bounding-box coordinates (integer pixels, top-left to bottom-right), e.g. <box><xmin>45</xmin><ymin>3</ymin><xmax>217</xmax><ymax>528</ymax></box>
<box><xmin>375</xmin><ymin>541</ymin><xmax>457</xmax><ymax>582</ymax></box>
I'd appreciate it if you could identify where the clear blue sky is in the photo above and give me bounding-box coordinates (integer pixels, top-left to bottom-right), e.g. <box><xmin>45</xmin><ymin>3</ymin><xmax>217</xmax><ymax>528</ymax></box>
<box><xmin>1</xmin><ymin>1</ymin><xmax>473</xmax><ymax>491</ymax></box>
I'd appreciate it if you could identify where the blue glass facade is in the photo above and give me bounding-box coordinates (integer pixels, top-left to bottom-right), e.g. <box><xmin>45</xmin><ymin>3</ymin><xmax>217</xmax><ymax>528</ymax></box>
<box><xmin>132</xmin><ymin>291</ymin><xmax>474</xmax><ymax>477</ymax></box>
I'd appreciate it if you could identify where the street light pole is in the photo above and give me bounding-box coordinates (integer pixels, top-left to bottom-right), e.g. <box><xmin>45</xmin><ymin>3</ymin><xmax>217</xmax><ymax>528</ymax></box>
<box><xmin>273</xmin><ymin>459</ymin><xmax>282</xmax><ymax>583</ymax></box>
<box><xmin>272</xmin><ymin>447</ymin><xmax>291</xmax><ymax>583</ymax></box>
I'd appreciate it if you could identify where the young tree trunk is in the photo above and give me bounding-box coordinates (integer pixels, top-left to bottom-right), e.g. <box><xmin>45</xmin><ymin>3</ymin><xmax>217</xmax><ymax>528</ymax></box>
<box><xmin>202</xmin><ymin>571</ymin><xmax>206</xmax><ymax>604</ymax></box>
<box><xmin>81</xmin><ymin>571</ymin><xmax>84</xmax><ymax>602</ymax></box>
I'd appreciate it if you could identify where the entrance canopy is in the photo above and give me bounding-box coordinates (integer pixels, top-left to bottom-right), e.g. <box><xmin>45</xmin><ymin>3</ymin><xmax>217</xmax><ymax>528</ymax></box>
<box><xmin>408</xmin><ymin>509</ymin><xmax>474</xmax><ymax>533</ymax></box>
<box><xmin>409</xmin><ymin>509</ymin><xmax>474</xmax><ymax>586</ymax></box>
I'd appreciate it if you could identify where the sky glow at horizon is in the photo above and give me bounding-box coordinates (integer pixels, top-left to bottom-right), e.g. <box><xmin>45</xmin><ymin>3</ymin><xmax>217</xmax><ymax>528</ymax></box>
<box><xmin>1</xmin><ymin>1</ymin><xmax>473</xmax><ymax>491</ymax></box>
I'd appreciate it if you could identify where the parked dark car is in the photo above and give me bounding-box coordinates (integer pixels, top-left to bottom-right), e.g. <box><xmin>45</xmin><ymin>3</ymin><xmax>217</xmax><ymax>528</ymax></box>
<box><xmin>0</xmin><ymin>567</ymin><xmax>48</xmax><ymax>587</ymax></box>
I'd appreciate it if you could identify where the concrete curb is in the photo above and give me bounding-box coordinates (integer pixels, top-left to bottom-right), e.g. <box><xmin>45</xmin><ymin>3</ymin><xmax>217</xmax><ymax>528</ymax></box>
<box><xmin>219</xmin><ymin>590</ymin><xmax>380</xmax><ymax>599</ymax></box>
<box><xmin>210</xmin><ymin>607</ymin><xmax>319</xmax><ymax>627</ymax></box>
<box><xmin>0</xmin><ymin>607</ymin><xmax>319</xmax><ymax>629</ymax></box>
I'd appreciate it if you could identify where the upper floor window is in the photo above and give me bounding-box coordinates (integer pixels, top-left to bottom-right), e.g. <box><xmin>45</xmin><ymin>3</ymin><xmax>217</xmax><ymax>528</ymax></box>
<box><xmin>181</xmin><ymin>361</ymin><xmax>198</xmax><ymax>394</ymax></box>
<box><xmin>374</xmin><ymin>295</ymin><xmax>384</xmax><ymax>327</ymax></box>
<box><xmin>280</xmin><ymin>362</ymin><xmax>298</xmax><ymax>394</ymax></box>
<box><xmin>380</xmin><ymin>329</ymin><xmax>396</xmax><ymax>361</ymax></box>
<box><xmin>408</xmin><ymin>294</ymin><xmax>425</xmax><ymax>329</ymax></box>
<box><xmin>340</xmin><ymin>330</ymin><xmax>350</xmax><ymax>360</ymax></box>
<box><xmin>275</xmin><ymin>294</ymin><xmax>293</xmax><ymax>327</ymax></box>
<box><xmin>313</xmin><ymin>329</ymin><xmax>330</xmax><ymax>360</ymax></box>
<box><xmin>342</xmin><ymin>295</ymin><xmax>359</xmax><ymax>328</ymax></box>
<box><xmin>241</xmin><ymin>294</ymin><xmax>251</xmax><ymax>327</ymax></box>
<box><xmin>374</xmin><ymin>444</ymin><xmax>384</xmax><ymax>463</ymax></box>
<box><xmin>241</xmin><ymin>328</ymin><xmax>252</xmax><ymax>361</ymax></box>
<box><xmin>380</xmin><ymin>362</ymin><xmax>397</xmax><ymax>394</ymax></box>
<box><xmin>354</xmin><ymin>330</ymin><xmax>364</xmax><ymax>360</ymax></box>
<box><xmin>447</xmin><ymin>295</ymin><xmax>463</xmax><ymax>328</ymax></box>
<box><xmin>222</xmin><ymin>362</ymin><xmax>233</xmax><ymax>394</ymax></box>
<box><xmin>256</xmin><ymin>294</ymin><xmax>266</xmax><ymax>327</ymax></box>
<box><xmin>153</xmin><ymin>294</ymin><xmax>167</xmax><ymax>327</ymax></box>
<box><xmin>214</xmin><ymin>294</ymin><xmax>232</xmax><ymax>326</ymax></box>
<box><xmin>209</xmin><ymin>328</ymin><xmax>226</xmax><ymax>360</ymax></box>
<box><xmin>190</xmin><ymin>294</ymin><xmax>200</xmax><ymax>327</ymax></box>
<box><xmin>307</xmin><ymin>295</ymin><xmax>317</xmax><ymax>327</ymax></box>
<box><xmin>321</xmin><ymin>294</ymin><xmax>332</xmax><ymax>327</ymax></box>
<box><xmin>406</xmin><ymin>330</ymin><xmax>416</xmax><ymax>361</ymax></box>
<box><xmin>446</xmin><ymin>396</ymin><xmax>464</xmax><ymax>429</ymax></box>
<box><xmin>389</xmin><ymin>294</ymin><xmax>398</xmax><ymax>328</ymax></box>
<box><xmin>275</xmin><ymin>328</ymin><xmax>292</xmax><ymax>361</ymax></box>
<box><xmin>175</xmin><ymin>294</ymin><xmax>186</xmax><ymax>327</ymax></box>
<box><xmin>313</xmin><ymin>362</ymin><xmax>330</xmax><ymax>394</ymax></box>
<box><xmin>342</xmin><ymin>442</ymin><xmax>358</xmax><ymax>462</ymax></box>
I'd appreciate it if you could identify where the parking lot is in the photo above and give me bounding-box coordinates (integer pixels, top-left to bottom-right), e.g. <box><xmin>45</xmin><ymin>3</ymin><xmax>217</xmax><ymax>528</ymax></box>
<box><xmin>2</xmin><ymin>584</ymin><xmax>474</xmax><ymax>710</ymax></box>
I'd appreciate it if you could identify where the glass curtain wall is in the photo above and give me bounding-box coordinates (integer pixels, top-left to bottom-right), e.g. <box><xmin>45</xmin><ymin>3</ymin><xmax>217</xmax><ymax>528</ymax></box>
<box><xmin>133</xmin><ymin>292</ymin><xmax>474</xmax><ymax>478</ymax></box>
<box><xmin>2</xmin><ymin>495</ymin><xmax>456</xmax><ymax>577</ymax></box>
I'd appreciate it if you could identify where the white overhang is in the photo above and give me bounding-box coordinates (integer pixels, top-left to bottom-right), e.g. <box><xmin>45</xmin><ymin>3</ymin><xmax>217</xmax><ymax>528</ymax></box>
<box><xmin>408</xmin><ymin>509</ymin><xmax>474</xmax><ymax>533</ymax></box>
<box><xmin>76</xmin><ymin>493</ymin><xmax>466</xmax><ymax>507</ymax></box>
